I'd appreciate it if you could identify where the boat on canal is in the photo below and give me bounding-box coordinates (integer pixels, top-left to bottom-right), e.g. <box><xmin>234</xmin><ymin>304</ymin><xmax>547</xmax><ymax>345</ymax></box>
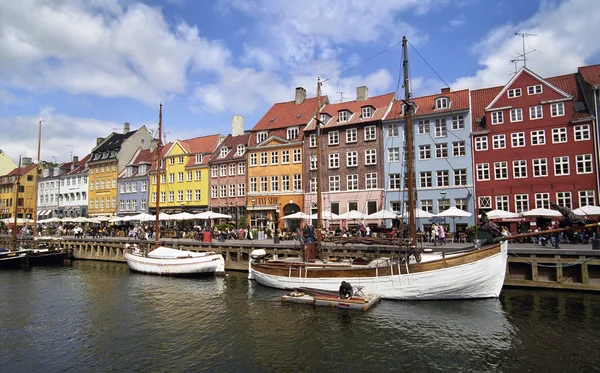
<box><xmin>124</xmin><ymin>104</ymin><xmax>225</xmax><ymax>276</ymax></box>
<box><xmin>248</xmin><ymin>36</ymin><xmax>508</xmax><ymax>300</ymax></box>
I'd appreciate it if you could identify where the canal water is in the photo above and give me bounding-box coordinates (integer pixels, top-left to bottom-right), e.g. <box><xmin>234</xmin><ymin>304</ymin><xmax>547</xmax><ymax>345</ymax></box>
<box><xmin>1</xmin><ymin>262</ymin><xmax>599</xmax><ymax>373</ymax></box>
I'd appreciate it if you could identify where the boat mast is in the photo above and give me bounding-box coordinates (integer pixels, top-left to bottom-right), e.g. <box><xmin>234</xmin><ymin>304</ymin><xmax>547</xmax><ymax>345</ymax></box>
<box><xmin>32</xmin><ymin>117</ymin><xmax>43</xmax><ymax>238</ymax></box>
<box><xmin>11</xmin><ymin>156</ymin><xmax>22</xmax><ymax>251</ymax></box>
<box><xmin>315</xmin><ymin>77</ymin><xmax>324</xmax><ymax>245</ymax></box>
<box><xmin>402</xmin><ymin>36</ymin><xmax>417</xmax><ymax>248</ymax></box>
<box><xmin>154</xmin><ymin>104</ymin><xmax>163</xmax><ymax>249</ymax></box>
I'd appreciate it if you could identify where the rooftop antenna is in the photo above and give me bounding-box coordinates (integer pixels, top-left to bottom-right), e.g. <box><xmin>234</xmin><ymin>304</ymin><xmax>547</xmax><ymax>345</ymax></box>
<box><xmin>52</xmin><ymin>156</ymin><xmax>59</xmax><ymax>164</ymax></box>
<box><xmin>515</xmin><ymin>32</ymin><xmax>537</xmax><ymax>68</ymax></box>
<box><xmin>336</xmin><ymin>91</ymin><xmax>346</xmax><ymax>103</ymax></box>
<box><xmin>163</xmin><ymin>131</ymin><xmax>170</xmax><ymax>143</ymax></box>
<box><xmin>67</xmin><ymin>144</ymin><xmax>74</xmax><ymax>160</ymax></box>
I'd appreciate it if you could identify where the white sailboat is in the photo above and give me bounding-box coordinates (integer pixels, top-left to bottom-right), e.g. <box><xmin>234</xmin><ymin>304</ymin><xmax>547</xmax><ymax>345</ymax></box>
<box><xmin>248</xmin><ymin>36</ymin><xmax>508</xmax><ymax>300</ymax></box>
<box><xmin>124</xmin><ymin>104</ymin><xmax>225</xmax><ymax>276</ymax></box>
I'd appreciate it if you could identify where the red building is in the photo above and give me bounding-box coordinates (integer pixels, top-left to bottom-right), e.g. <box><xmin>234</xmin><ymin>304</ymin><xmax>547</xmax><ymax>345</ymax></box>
<box><xmin>471</xmin><ymin>67</ymin><xmax>597</xmax><ymax>228</ymax></box>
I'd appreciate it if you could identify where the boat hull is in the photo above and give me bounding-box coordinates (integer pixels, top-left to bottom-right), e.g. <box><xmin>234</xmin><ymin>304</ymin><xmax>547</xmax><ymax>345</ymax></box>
<box><xmin>27</xmin><ymin>250</ymin><xmax>68</xmax><ymax>267</ymax></box>
<box><xmin>0</xmin><ymin>252</ymin><xmax>27</xmax><ymax>269</ymax></box>
<box><xmin>124</xmin><ymin>250</ymin><xmax>225</xmax><ymax>276</ymax></box>
<box><xmin>250</xmin><ymin>242</ymin><xmax>508</xmax><ymax>300</ymax></box>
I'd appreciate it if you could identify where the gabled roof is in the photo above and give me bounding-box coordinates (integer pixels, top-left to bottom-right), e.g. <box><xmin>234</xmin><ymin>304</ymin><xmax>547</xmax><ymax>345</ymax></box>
<box><xmin>578</xmin><ymin>64</ymin><xmax>600</xmax><ymax>87</ymax></box>
<box><xmin>66</xmin><ymin>154</ymin><xmax>91</xmax><ymax>175</ymax></box>
<box><xmin>172</xmin><ymin>134</ymin><xmax>222</xmax><ymax>155</ymax></box>
<box><xmin>387</xmin><ymin>89</ymin><xmax>470</xmax><ymax>120</ymax></box>
<box><xmin>470</xmin><ymin>86</ymin><xmax>503</xmax><ymax>130</ymax></box>
<box><xmin>304</xmin><ymin>92</ymin><xmax>395</xmax><ymax>131</ymax></box>
<box><xmin>148</xmin><ymin>142</ymin><xmax>173</xmax><ymax>172</ymax></box>
<box><xmin>485</xmin><ymin>67</ymin><xmax>572</xmax><ymax>110</ymax></box>
<box><xmin>0</xmin><ymin>164</ymin><xmax>38</xmax><ymax>185</ymax></box>
<box><xmin>209</xmin><ymin>133</ymin><xmax>251</xmax><ymax>162</ymax></box>
<box><xmin>252</xmin><ymin>96</ymin><xmax>326</xmax><ymax>132</ymax></box>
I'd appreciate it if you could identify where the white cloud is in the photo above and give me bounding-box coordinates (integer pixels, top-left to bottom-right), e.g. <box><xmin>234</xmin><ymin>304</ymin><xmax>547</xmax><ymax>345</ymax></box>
<box><xmin>453</xmin><ymin>0</ymin><xmax>600</xmax><ymax>89</ymax></box>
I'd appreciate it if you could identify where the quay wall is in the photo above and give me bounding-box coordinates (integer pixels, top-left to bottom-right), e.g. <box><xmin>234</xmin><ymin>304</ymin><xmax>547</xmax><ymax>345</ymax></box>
<box><xmin>2</xmin><ymin>236</ymin><xmax>600</xmax><ymax>292</ymax></box>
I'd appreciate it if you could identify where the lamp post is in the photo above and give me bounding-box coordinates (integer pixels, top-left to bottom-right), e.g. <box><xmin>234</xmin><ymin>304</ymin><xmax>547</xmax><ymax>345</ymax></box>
<box><xmin>440</xmin><ymin>189</ymin><xmax>447</xmax><ymax>231</ymax></box>
<box><xmin>251</xmin><ymin>198</ymin><xmax>256</xmax><ymax>229</ymax></box>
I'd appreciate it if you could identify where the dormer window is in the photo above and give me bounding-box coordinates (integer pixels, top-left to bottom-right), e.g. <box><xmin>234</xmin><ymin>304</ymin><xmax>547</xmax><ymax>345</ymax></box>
<box><xmin>361</xmin><ymin>106</ymin><xmax>373</xmax><ymax>118</ymax></box>
<box><xmin>435</xmin><ymin>97</ymin><xmax>449</xmax><ymax>110</ymax></box>
<box><xmin>527</xmin><ymin>84</ymin><xmax>542</xmax><ymax>95</ymax></box>
<box><xmin>236</xmin><ymin>144</ymin><xmax>245</xmax><ymax>156</ymax></box>
<box><xmin>195</xmin><ymin>154</ymin><xmax>203</xmax><ymax>164</ymax></box>
<box><xmin>338</xmin><ymin>110</ymin><xmax>350</xmax><ymax>122</ymax></box>
<box><xmin>256</xmin><ymin>131</ymin><xmax>268</xmax><ymax>143</ymax></box>
<box><xmin>507</xmin><ymin>88</ymin><xmax>522</xmax><ymax>98</ymax></box>
<box><xmin>126</xmin><ymin>166</ymin><xmax>133</xmax><ymax>177</ymax></box>
<box><xmin>219</xmin><ymin>147</ymin><xmax>229</xmax><ymax>158</ymax></box>
<box><xmin>287</xmin><ymin>127</ymin><xmax>299</xmax><ymax>140</ymax></box>
<box><xmin>139</xmin><ymin>165</ymin><xmax>146</xmax><ymax>174</ymax></box>
<box><xmin>102</xmin><ymin>151</ymin><xmax>109</xmax><ymax>159</ymax></box>
<box><xmin>319</xmin><ymin>114</ymin><xmax>331</xmax><ymax>125</ymax></box>
<box><xmin>110</xmin><ymin>150</ymin><xmax>117</xmax><ymax>157</ymax></box>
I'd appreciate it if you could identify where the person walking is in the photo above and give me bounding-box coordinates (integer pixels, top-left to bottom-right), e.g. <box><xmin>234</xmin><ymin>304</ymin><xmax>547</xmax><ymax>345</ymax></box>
<box><xmin>431</xmin><ymin>223</ymin><xmax>439</xmax><ymax>246</ymax></box>
<box><xmin>439</xmin><ymin>224</ymin><xmax>446</xmax><ymax>245</ymax></box>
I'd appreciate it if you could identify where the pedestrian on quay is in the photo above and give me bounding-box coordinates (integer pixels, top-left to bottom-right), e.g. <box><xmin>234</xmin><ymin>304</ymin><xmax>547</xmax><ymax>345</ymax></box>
<box><xmin>431</xmin><ymin>223</ymin><xmax>439</xmax><ymax>246</ymax></box>
<box><xmin>439</xmin><ymin>224</ymin><xmax>446</xmax><ymax>245</ymax></box>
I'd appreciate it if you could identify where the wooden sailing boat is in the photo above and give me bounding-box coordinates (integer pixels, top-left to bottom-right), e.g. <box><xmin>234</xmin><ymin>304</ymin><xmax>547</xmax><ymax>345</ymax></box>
<box><xmin>124</xmin><ymin>104</ymin><xmax>225</xmax><ymax>276</ymax></box>
<box><xmin>248</xmin><ymin>36</ymin><xmax>509</xmax><ymax>300</ymax></box>
<box><xmin>0</xmin><ymin>156</ymin><xmax>28</xmax><ymax>269</ymax></box>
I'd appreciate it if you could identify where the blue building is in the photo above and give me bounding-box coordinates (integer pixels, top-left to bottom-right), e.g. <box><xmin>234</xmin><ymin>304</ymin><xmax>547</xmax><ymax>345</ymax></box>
<box><xmin>383</xmin><ymin>88</ymin><xmax>475</xmax><ymax>235</ymax></box>
<box><xmin>117</xmin><ymin>147</ymin><xmax>154</xmax><ymax>217</ymax></box>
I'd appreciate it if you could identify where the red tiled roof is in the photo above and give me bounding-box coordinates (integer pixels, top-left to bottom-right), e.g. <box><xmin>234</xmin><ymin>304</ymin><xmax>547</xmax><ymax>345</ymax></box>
<box><xmin>579</xmin><ymin>64</ymin><xmax>600</xmax><ymax>86</ymax></box>
<box><xmin>149</xmin><ymin>142</ymin><xmax>173</xmax><ymax>172</ymax></box>
<box><xmin>546</xmin><ymin>73</ymin><xmax>583</xmax><ymax>102</ymax></box>
<box><xmin>0</xmin><ymin>164</ymin><xmax>37</xmax><ymax>185</ymax></box>
<box><xmin>388</xmin><ymin>89</ymin><xmax>470</xmax><ymax>120</ymax></box>
<box><xmin>179</xmin><ymin>134</ymin><xmax>222</xmax><ymax>155</ymax></box>
<box><xmin>66</xmin><ymin>154</ymin><xmax>91</xmax><ymax>175</ymax></box>
<box><xmin>210</xmin><ymin>133</ymin><xmax>251</xmax><ymax>162</ymax></box>
<box><xmin>470</xmin><ymin>86</ymin><xmax>503</xmax><ymax>130</ymax></box>
<box><xmin>305</xmin><ymin>92</ymin><xmax>395</xmax><ymax>131</ymax></box>
<box><xmin>252</xmin><ymin>96</ymin><xmax>326</xmax><ymax>132</ymax></box>
<box><xmin>248</xmin><ymin>128</ymin><xmax>296</xmax><ymax>147</ymax></box>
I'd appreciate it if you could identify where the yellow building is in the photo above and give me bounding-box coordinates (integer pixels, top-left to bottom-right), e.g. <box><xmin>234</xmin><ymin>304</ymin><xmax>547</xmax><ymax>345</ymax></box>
<box><xmin>0</xmin><ymin>150</ymin><xmax>18</xmax><ymax>176</ymax></box>
<box><xmin>0</xmin><ymin>163</ymin><xmax>37</xmax><ymax>221</ymax></box>
<box><xmin>88</xmin><ymin>123</ymin><xmax>152</xmax><ymax>218</ymax></box>
<box><xmin>246</xmin><ymin>87</ymin><xmax>328</xmax><ymax>230</ymax></box>
<box><xmin>149</xmin><ymin>134</ymin><xmax>222</xmax><ymax>213</ymax></box>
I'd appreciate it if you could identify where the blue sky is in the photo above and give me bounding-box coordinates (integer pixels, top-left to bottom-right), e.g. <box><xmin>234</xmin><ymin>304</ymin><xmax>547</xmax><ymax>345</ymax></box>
<box><xmin>1</xmin><ymin>0</ymin><xmax>599</xmax><ymax>165</ymax></box>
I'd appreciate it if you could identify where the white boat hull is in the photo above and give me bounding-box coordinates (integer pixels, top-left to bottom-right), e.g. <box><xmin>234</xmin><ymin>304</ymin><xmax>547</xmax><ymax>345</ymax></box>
<box><xmin>125</xmin><ymin>246</ymin><xmax>225</xmax><ymax>276</ymax></box>
<box><xmin>249</xmin><ymin>241</ymin><xmax>508</xmax><ymax>300</ymax></box>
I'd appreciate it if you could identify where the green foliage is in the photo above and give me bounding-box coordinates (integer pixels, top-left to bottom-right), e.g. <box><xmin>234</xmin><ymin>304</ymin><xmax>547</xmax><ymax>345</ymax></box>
<box><xmin>40</xmin><ymin>160</ymin><xmax>59</xmax><ymax>168</ymax></box>
<box><xmin>238</xmin><ymin>215</ymin><xmax>247</xmax><ymax>228</ymax></box>
<box><xmin>215</xmin><ymin>222</ymin><xmax>233</xmax><ymax>231</ymax></box>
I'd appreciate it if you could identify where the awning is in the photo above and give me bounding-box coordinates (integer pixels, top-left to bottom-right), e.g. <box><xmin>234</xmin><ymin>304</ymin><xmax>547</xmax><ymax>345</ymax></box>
<box><xmin>37</xmin><ymin>210</ymin><xmax>51</xmax><ymax>216</ymax></box>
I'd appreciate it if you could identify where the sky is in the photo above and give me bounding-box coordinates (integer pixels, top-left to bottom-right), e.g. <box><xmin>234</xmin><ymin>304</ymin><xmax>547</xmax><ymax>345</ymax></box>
<box><xmin>1</xmin><ymin>0</ymin><xmax>599</xmax><ymax>165</ymax></box>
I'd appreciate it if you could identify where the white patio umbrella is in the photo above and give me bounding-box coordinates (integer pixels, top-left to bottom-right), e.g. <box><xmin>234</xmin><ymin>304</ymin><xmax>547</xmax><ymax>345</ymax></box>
<box><xmin>401</xmin><ymin>208</ymin><xmax>435</xmax><ymax>219</ymax></box>
<box><xmin>337</xmin><ymin>210</ymin><xmax>367</xmax><ymax>220</ymax></box>
<box><xmin>521</xmin><ymin>208</ymin><xmax>562</xmax><ymax>218</ymax></box>
<box><xmin>124</xmin><ymin>213</ymin><xmax>154</xmax><ymax>222</ymax></box>
<box><xmin>139</xmin><ymin>213</ymin><xmax>172</xmax><ymax>222</ymax></box>
<box><xmin>170</xmin><ymin>212</ymin><xmax>196</xmax><ymax>220</ymax></box>
<box><xmin>73</xmin><ymin>216</ymin><xmax>89</xmax><ymax>223</ymax></box>
<box><xmin>39</xmin><ymin>217</ymin><xmax>62</xmax><ymax>223</ymax></box>
<box><xmin>308</xmin><ymin>210</ymin><xmax>340</xmax><ymax>220</ymax></box>
<box><xmin>436</xmin><ymin>206</ymin><xmax>472</xmax><ymax>233</ymax></box>
<box><xmin>484</xmin><ymin>209</ymin><xmax>519</xmax><ymax>219</ymax></box>
<box><xmin>193</xmin><ymin>211</ymin><xmax>232</xmax><ymax>220</ymax></box>
<box><xmin>61</xmin><ymin>217</ymin><xmax>75</xmax><ymax>223</ymax></box>
<box><xmin>364</xmin><ymin>209</ymin><xmax>399</xmax><ymax>220</ymax></box>
<box><xmin>283</xmin><ymin>211</ymin><xmax>310</xmax><ymax>219</ymax></box>
<box><xmin>109</xmin><ymin>216</ymin><xmax>124</xmax><ymax>223</ymax></box>
<box><xmin>572</xmin><ymin>205</ymin><xmax>600</xmax><ymax>216</ymax></box>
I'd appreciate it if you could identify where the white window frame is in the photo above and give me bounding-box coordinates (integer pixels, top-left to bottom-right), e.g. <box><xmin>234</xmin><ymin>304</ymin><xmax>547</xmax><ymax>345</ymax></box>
<box><xmin>510</xmin><ymin>108</ymin><xmax>522</xmax><ymax>122</ymax></box>
<box><xmin>492</xmin><ymin>134</ymin><xmax>506</xmax><ymax>149</ymax></box>
<box><xmin>527</xmin><ymin>84</ymin><xmax>542</xmax><ymax>95</ymax></box>
<box><xmin>507</xmin><ymin>88</ymin><xmax>522</xmax><ymax>98</ymax></box>
<box><xmin>491</xmin><ymin>111</ymin><xmax>503</xmax><ymax>125</ymax></box>
<box><xmin>529</xmin><ymin>105</ymin><xmax>543</xmax><ymax>120</ymax></box>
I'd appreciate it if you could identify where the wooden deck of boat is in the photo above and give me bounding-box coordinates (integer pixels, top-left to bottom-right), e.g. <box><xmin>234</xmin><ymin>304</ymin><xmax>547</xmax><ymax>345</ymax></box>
<box><xmin>281</xmin><ymin>293</ymin><xmax>381</xmax><ymax>311</ymax></box>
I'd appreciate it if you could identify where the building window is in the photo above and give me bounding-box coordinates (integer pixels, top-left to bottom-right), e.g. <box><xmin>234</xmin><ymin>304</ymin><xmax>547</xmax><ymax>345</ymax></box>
<box><xmin>388</xmin><ymin>173</ymin><xmax>401</xmax><ymax>190</ymax></box>
<box><xmin>515</xmin><ymin>194</ymin><xmax>529</xmax><ymax>213</ymax></box>
<box><xmin>417</xmin><ymin>120</ymin><xmax>430</xmax><ymax>134</ymax></box>
<box><xmin>293</xmin><ymin>149</ymin><xmax>301</xmax><ymax>163</ymax></box>
<box><xmin>186</xmin><ymin>190</ymin><xmax>192</xmax><ymax>201</ymax></box>
<box><xmin>451</xmin><ymin>115</ymin><xmax>464</xmax><ymax>130</ymax></box>
<box><xmin>527</xmin><ymin>84</ymin><xmax>542</xmax><ymax>95</ymax></box>
<box><xmin>364</xmin><ymin>126</ymin><xmax>376</xmax><ymax>141</ymax></box>
<box><xmin>168</xmin><ymin>191</ymin><xmax>174</xmax><ymax>202</ymax></box>
<box><xmin>435</xmin><ymin>143</ymin><xmax>448</xmax><ymax>158</ymax></box>
<box><xmin>211</xmin><ymin>185</ymin><xmax>218</xmax><ymax>198</ymax></box>
<box><xmin>177</xmin><ymin>190</ymin><xmax>184</xmax><ymax>202</ymax></box>
<box><xmin>479</xmin><ymin>196</ymin><xmax>491</xmax><ymax>209</ymax></box>
<box><xmin>534</xmin><ymin>193</ymin><xmax>549</xmax><ymax>209</ymax></box>
<box><xmin>477</xmin><ymin>163</ymin><xmax>490</xmax><ymax>181</ymax></box>
<box><xmin>454</xmin><ymin>169</ymin><xmax>467</xmax><ymax>186</ymax></box>
<box><xmin>236</xmin><ymin>144</ymin><xmax>245</xmax><ymax>156</ymax></box>
<box><xmin>309</xmin><ymin>177</ymin><xmax>317</xmax><ymax>193</ymax></box>
<box><xmin>169</xmin><ymin>158</ymin><xmax>175</xmax><ymax>165</ymax></box>
<box><xmin>475</xmin><ymin>136</ymin><xmax>488</xmax><ymax>151</ymax></box>
<box><xmin>220</xmin><ymin>165</ymin><xmax>227</xmax><ymax>177</ymax></box>
<box><xmin>328</xmin><ymin>153</ymin><xmax>339</xmax><ymax>169</ymax></box>
<box><xmin>494</xmin><ymin>161</ymin><xmax>508</xmax><ymax>180</ymax></box>
<box><xmin>329</xmin><ymin>175</ymin><xmax>340</xmax><ymax>192</ymax></box>
<box><xmin>310</xmin><ymin>155</ymin><xmax>317</xmax><ymax>170</ymax></box>
<box><xmin>287</xmin><ymin>127</ymin><xmax>299</xmax><ymax>140</ymax></box>
<box><xmin>260</xmin><ymin>176</ymin><xmax>268</xmax><ymax>192</ymax></box>
<box><xmin>419</xmin><ymin>145</ymin><xmax>431</xmax><ymax>160</ymax></box>
<box><xmin>256</xmin><ymin>131</ymin><xmax>268</xmax><ymax>143</ymax></box>
<box><xmin>510</xmin><ymin>108</ymin><xmax>522</xmax><ymax>122</ymax></box>
<box><xmin>178</xmin><ymin>172</ymin><xmax>184</xmax><ymax>182</ymax></box>
<box><xmin>281</xmin><ymin>150</ymin><xmax>290</xmax><ymax>164</ymax></box>
<box><xmin>249</xmin><ymin>177</ymin><xmax>257</xmax><ymax>193</ymax></box>
<box><xmin>511</xmin><ymin>132</ymin><xmax>525</xmax><ymax>147</ymax></box>
<box><xmin>387</xmin><ymin>124</ymin><xmax>399</xmax><ymax>137</ymax></box>
<box><xmin>491</xmin><ymin>111</ymin><xmax>503</xmax><ymax>124</ymax></box>
<box><xmin>552</xmin><ymin>128</ymin><xmax>567</xmax><ymax>143</ymax></box>
<box><xmin>434</xmin><ymin>118</ymin><xmax>447</xmax><ymax>138</ymax></box>
<box><xmin>346</xmin><ymin>151</ymin><xmax>358</xmax><ymax>167</ymax></box>
<box><xmin>309</xmin><ymin>134</ymin><xmax>317</xmax><ymax>148</ymax></box>
<box><xmin>421</xmin><ymin>200</ymin><xmax>433</xmax><ymax>213</ymax></box>
<box><xmin>507</xmin><ymin>88</ymin><xmax>521</xmax><ymax>98</ymax></box>
<box><xmin>362</xmin><ymin>106</ymin><xmax>373</xmax><ymax>118</ymax></box>
<box><xmin>229</xmin><ymin>184</ymin><xmax>236</xmax><ymax>197</ymax></box>
<box><xmin>529</xmin><ymin>105</ymin><xmax>543</xmax><ymax>120</ymax></box>
<box><xmin>388</xmin><ymin>148</ymin><xmax>400</xmax><ymax>162</ymax></box>
<box><xmin>195</xmin><ymin>190</ymin><xmax>201</xmax><ymax>201</ymax></box>
<box><xmin>496</xmin><ymin>195</ymin><xmax>509</xmax><ymax>211</ymax></box>
<box><xmin>195</xmin><ymin>171</ymin><xmax>201</xmax><ymax>180</ymax></box>
<box><xmin>229</xmin><ymin>163</ymin><xmax>236</xmax><ymax>176</ymax></box>
<box><xmin>438</xmin><ymin>198</ymin><xmax>450</xmax><ymax>213</ymax></box>
<box><xmin>436</xmin><ymin>170</ymin><xmax>449</xmax><ymax>187</ymax></box>
<box><xmin>260</xmin><ymin>152</ymin><xmax>268</xmax><ymax>166</ymax></box>
<box><xmin>365</xmin><ymin>173</ymin><xmax>377</xmax><ymax>189</ymax></box>
<box><xmin>186</xmin><ymin>171</ymin><xmax>192</xmax><ymax>181</ymax></box>
<box><xmin>579</xmin><ymin>190</ymin><xmax>596</xmax><ymax>207</ymax></box>
<box><xmin>452</xmin><ymin>141</ymin><xmax>465</xmax><ymax>157</ymax></box>
<box><xmin>293</xmin><ymin>174</ymin><xmax>302</xmax><ymax>191</ymax></box>
<box><xmin>554</xmin><ymin>156</ymin><xmax>570</xmax><ymax>175</ymax></box>
<box><xmin>271</xmin><ymin>176</ymin><xmax>279</xmax><ymax>192</ymax></box>
<box><xmin>281</xmin><ymin>175</ymin><xmax>290</xmax><ymax>191</ymax></box>
<box><xmin>365</xmin><ymin>149</ymin><xmax>377</xmax><ymax>165</ymax></box>
<box><xmin>435</xmin><ymin>97</ymin><xmax>449</xmax><ymax>109</ymax></box>
<box><xmin>556</xmin><ymin>191</ymin><xmax>572</xmax><ymax>209</ymax></box>
<box><xmin>574</xmin><ymin>125</ymin><xmax>590</xmax><ymax>141</ymax></box>
<box><xmin>420</xmin><ymin>172</ymin><xmax>432</xmax><ymax>188</ymax></box>
<box><xmin>532</xmin><ymin>158</ymin><xmax>548</xmax><ymax>177</ymax></box>
<box><xmin>338</xmin><ymin>110</ymin><xmax>350</xmax><ymax>122</ymax></box>
<box><xmin>249</xmin><ymin>153</ymin><xmax>257</xmax><ymax>166</ymax></box>
<box><xmin>550</xmin><ymin>102</ymin><xmax>565</xmax><ymax>117</ymax></box>
<box><xmin>530</xmin><ymin>130</ymin><xmax>545</xmax><ymax>145</ymax></box>
<box><xmin>270</xmin><ymin>151</ymin><xmax>279</xmax><ymax>165</ymax></box>
<box><xmin>347</xmin><ymin>174</ymin><xmax>358</xmax><ymax>191</ymax></box>
<box><xmin>492</xmin><ymin>134</ymin><xmax>506</xmax><ymax>149</ymax></box>
<box><xmin>576</xmin><ymin>154</ymin><xmax>593</xmax><ymax>174</ymax></box>
<box><xmin>513</xmin><ymin>160</ymin><xmax>527</xmax><ymax>178</ymax></box>
<box><xmin>238</xmin><ymin>162</ymin><xmax>245</xmax><ymax>175</ymax></box>
<box><xmin>195</xmin><ymin>154</ymin><xmax>203</xmax><ymax>164</ymax></box>
<box><xmin>328</xmin><ymin>131</ymin><xmax>339</xmax><ymax>145</ymax></box>
<box><xmin>346</xmin><ymin>128</ymin><xmax>357</xmax><ymax>143</ymax></box>
<box><xmin>219</xmin><ymin>147</ymin><xmax>229</xmax><ymax>158</ymax></box>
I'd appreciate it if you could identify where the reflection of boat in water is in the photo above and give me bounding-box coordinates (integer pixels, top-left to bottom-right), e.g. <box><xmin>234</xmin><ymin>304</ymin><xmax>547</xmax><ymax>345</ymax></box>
<box><xmin>249</xmin><ymin>37</ymin><xmax>507</xmax><ymax>300</ymax></box>
<box><xmin>124</xmin><ymin>104</ymin><xmax>225</xmax><ymax>276</ymax></box>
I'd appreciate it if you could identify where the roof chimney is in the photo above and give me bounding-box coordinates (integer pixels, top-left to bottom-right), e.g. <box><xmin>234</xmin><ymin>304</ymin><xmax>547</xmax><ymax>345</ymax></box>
<box><xmin>232</xmin><ymin>115</ymin><xmax>244</xmax><ymax>137</ymax></box>
<box><xmin>123</xmin><ymin>122</ymin><xmax>130</xmax><ymax>134</ymax></box>
<box><xmin>441</xmin><ymin>87</ymin><xmax>451</xmax><ymax>94</ymax></box>
<box><xmin>72</xmin><ymin>155</ymin><xmax>79</xmax><ymax>163</ymax></box>
<box><xmin>356</xmin><ymin>86</ymin><xmax>368</xmax><ymax>101</ymax></box>
<box><xmin>295</xmin><ymin>87</ymin><xmax>306</xmax><ymax>104</ymax></box>
<box><xmin>96</xmin><ymin>137</ymin><xmax>105</xmax><ymax>146</ymax></box>
<box><xmin>22</xmin><ymin>157</ymin><xmax>32</xmax><ymax>166</ymax></box>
